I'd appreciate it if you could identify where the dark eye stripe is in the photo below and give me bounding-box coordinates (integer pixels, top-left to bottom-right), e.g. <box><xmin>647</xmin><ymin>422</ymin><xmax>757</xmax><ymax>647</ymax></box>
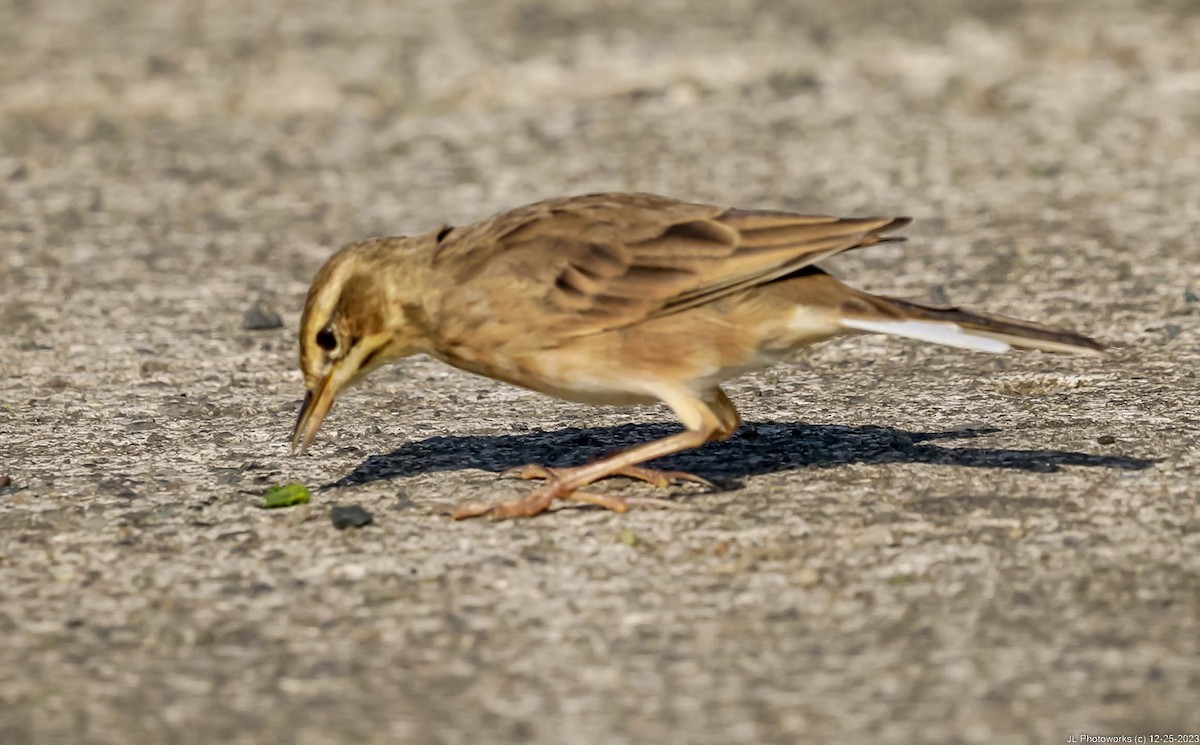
<box><xmin>315</xmin><ymin>326</ymin><xmax>337</xmax><ymax>351</ymax></box>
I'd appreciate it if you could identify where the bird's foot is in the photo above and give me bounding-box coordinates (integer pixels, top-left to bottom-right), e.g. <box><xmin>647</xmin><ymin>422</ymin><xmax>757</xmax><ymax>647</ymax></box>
<box><xmin>500</xmin><ymin>463</ymin><xmax>712</xmax><ymax>489</ymax></box>
<box><xmin>452</xmin><ymin>480</ymin><xmax>630</xmax><ymax>521</ymax></box>
<box><xmin>454</xmin><ymin>462</ymin><xmax>710</xmax><ymax>520</ymax></box>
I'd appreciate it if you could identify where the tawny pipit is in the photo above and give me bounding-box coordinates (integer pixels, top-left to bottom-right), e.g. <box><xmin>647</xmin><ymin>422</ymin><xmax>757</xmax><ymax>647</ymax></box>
<box><xmin>292</xmin><ymin>192</ymin><xmax>1102</xmax><ymax>519</ymax></box>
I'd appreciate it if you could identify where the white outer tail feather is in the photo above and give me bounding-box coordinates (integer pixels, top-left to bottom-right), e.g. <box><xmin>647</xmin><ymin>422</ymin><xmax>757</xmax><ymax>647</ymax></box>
<box><xmin>841</xmin><ymin>318</ymin><xmax>1012</xmax><ymax>354</ymax></box>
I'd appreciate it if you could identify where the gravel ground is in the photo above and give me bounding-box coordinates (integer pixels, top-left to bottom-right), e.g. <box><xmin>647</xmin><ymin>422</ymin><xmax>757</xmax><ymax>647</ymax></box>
<box><xmin>2</xmin><ymin>1</ymin><xmax>1199</xmax><ymax>743</ymax></box>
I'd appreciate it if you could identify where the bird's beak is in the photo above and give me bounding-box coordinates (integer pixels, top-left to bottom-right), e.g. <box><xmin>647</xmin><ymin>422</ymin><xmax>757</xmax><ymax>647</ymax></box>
<box><xmin>290</xmin><ymin>335</ymin><xmax>392</xmax><ymax>454</ymax></box>
<box><xmin>291</xmin><ymin>363</ymin><xmax>349</xmax><ymax>455</ymax></box>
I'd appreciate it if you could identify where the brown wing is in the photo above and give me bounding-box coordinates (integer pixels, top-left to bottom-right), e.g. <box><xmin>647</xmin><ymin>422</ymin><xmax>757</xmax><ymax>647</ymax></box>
<box><xmin>433</xmin><ymin>192</ymin><xmax>909</xmax><ymax>343</ymax></box>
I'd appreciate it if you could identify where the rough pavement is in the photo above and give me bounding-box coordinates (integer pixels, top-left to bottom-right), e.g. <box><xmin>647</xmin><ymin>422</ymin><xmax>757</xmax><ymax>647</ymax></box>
<box><xmin>2</xmin><ymin>1</ymin><xmax>1198</xmax><ymax>743</ymax></box>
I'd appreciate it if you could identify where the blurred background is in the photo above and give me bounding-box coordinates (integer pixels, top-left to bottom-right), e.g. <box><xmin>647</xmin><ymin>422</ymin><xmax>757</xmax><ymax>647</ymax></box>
<box><xmin>2</xmin><ymin>1</ymin><xmax>1198</xmax><ymax>743</ymax></box>
<box><xmin>4</xmin><ymin>0</ymin><xmax>1197</xmax><ymax>309</ymax></box>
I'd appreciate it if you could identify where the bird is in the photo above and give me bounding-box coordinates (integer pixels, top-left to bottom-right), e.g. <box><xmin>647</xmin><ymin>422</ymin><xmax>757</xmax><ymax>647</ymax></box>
<box><xmin>291</xmin><ymin>192</ymin><xmax>1103</xmax><ymax>519</ymax></box>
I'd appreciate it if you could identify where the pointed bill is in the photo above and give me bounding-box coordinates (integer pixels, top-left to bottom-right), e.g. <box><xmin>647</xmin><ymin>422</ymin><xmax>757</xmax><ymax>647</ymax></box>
<box><xmin>291</xmin><ymin>372</ymin><xmax>339</xmax><ymax>455</ymax></box>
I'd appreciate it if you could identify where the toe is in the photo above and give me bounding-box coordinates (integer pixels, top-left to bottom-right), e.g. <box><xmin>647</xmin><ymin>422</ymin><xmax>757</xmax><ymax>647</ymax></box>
<box><xmin>616</xmin><ymin>466</ymin><xmax>713</xmax><ymax>489</ymax></box>
<box><xmin>487</xmin><ymin>494</ymin><xmax>555</xmax><ymax>520</ymax></box>
<box><xmin>661</xmin><ymin>470</ymin><xmax>714</xmax><ymax>488</ymax></box>
<box><xmin>452</xmin><ymin>500</ymin><xmax>495</xmax><ymax>520</ymax></box>
<box><xmin>499</xmin><ymin>464</ymin><xmax>558</xmax><ymax>481</ymax></box>
<box><xmin>563</xmin><ymin>491</ymin><xmax>631</xmax><ymax>513</ymax></box>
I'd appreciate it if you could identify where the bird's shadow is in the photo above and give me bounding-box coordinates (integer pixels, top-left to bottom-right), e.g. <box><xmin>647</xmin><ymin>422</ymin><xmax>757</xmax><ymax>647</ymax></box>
<box><xmin>328</xmin><ymin>421</ymin><xmax>1154</xmax><ymax>490</ymax></box>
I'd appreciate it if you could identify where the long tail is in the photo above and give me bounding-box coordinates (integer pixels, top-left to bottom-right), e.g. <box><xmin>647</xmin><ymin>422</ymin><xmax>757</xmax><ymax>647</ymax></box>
<box><xmin>841</xmin><ymin>294</ymin><xmax>1105</xmax><ymax>356</ymax></box>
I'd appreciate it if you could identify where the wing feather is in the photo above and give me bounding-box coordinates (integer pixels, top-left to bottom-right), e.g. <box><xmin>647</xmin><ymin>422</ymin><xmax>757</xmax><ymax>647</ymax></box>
<box><xmin>434</xmin><ymin>193</ymin><xmax>910</xmax><ymax>343</ymax></box>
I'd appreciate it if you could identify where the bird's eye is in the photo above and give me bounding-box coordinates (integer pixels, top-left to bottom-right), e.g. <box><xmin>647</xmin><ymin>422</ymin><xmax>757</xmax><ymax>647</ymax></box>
<box><xmin>315</xmin><ymin>326</ymin><xmax>337</xmax><ymax>351</ymax></box>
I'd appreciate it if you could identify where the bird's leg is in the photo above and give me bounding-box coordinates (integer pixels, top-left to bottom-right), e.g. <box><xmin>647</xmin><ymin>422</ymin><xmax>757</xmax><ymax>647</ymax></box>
<box><xmin>454</xmin><ymin>389</ymin><xmax>741</xmax><ymax>520</ymax></box>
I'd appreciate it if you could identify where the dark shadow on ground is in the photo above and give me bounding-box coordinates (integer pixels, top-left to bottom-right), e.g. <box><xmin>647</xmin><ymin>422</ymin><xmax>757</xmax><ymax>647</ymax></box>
<box><xmin>329</xmin><ymin>422</ymin><xmax>1155</xmax><ymax>489</ymax></box>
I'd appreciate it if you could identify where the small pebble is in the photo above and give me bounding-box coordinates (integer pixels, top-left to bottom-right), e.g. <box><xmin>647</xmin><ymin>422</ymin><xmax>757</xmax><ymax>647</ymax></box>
<box><xmin>331</xmin><ymin>504</ymin><xmax>374</xmax><ymax>530</ymax></box>
<box><xmin>1097</xmin><ymin>435</ymin><xmax>1117</xmax><ymax>445</ymax></box>
<box><xmin>0</xmin><ymin>475</ymin><xmax>12</xmax><ymax>488</ymax></box>
<box><xmin>243</xmin><ymin>305</ymin><xmax>283</xmax><ymax>330</ymax></box>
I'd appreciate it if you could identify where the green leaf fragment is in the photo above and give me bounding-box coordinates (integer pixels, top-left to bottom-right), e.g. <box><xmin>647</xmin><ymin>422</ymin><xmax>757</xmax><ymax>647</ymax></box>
<box><xmin>262</xmin><ymin>483</ymin><xmax>311</xmax><ymax>509</ymax></box>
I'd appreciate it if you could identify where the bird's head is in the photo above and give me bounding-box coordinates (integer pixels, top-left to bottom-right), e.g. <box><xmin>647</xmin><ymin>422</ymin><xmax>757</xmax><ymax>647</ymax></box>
<box><xmin>291</xmin><ymin>236</ymin><xmax>433</xmax><ymax>454</ymax></box>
